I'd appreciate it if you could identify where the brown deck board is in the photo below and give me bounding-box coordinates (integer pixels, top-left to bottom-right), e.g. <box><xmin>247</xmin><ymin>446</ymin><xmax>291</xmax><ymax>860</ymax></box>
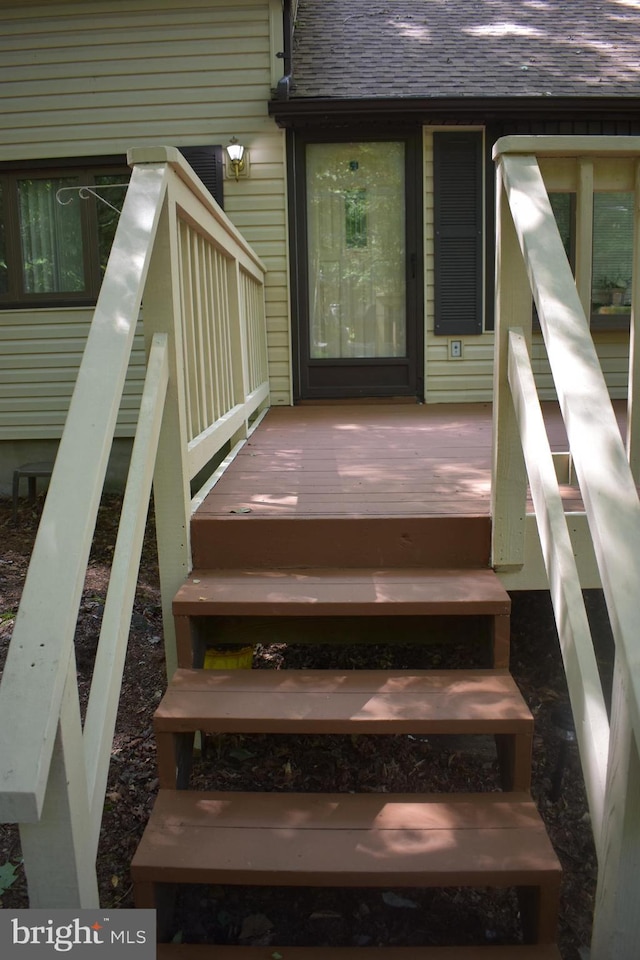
<box><xmin>191</xmin><ymin>516</ymin><xmax>492</xmax><ymax>569</ymax></box>
<box><xmin>173</xmin><ymin>568</ymin><xmax>510</xmax><ymax>617</ymax></box>
<box><xmin>132</xmin><ymin>790</ymin><xmax>561</xmax><ymax>890</ymax></box>
<box><xmin>155</xmin><ymin>668</ymin><xmax>532</xmax><ymax>733</ymax></box>
<box><xmin>198</xmin><ymin>403</ymin><xmax>494</xmax><ymax>520</ymax></box>
<box><xmin>155</xmin><ymin>669</ymin><xmax>531</xmax><ymax>790</ymax></box>
<box><xmin>195</xmin><ymin>401</ymin><xmax>620</xmax><ymax>521</ymax></box>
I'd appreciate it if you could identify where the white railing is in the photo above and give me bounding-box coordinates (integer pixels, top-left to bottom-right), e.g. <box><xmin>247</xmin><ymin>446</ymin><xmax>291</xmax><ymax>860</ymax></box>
<box><xmin>0</xmin><ymin>146</ymin><xmax>269</xmax><ymax>905</ymax></box>
<box><xmin>492</xmin><ymin>136</ymin><xmax>640</xmax><ymax>959</ymax></box>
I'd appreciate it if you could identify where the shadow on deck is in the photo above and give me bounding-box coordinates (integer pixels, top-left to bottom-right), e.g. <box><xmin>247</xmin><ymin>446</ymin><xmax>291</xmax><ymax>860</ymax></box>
<box><xmin>191</xmin><ymin>400</ymin><xmax>627</xmax><ymax>585</ymax></box>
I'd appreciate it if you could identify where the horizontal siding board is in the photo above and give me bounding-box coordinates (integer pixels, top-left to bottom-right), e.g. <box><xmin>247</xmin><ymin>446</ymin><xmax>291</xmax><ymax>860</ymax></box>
<box><xmin>1</xmin><ymin>57</ymin><xmax>269</xmax><ymax>86</ymax></box>
<box><xmin>2</xmin><ymin>84</ymin><xmax>271</xmax><ymax>116</ymax></box>
<box><xmin>1</xmin><ymin>338</ymin><xmax>99</xmax><ymax>354</ymax></box>
<box><xmin>0</xmin><ymin>306</ymin><xmax>146</xmax><ymax>438</ymax></box>
<box><xmin>0</xmin><ymin>1</ymin><xmax>266</xmax><ymax>20</ymax></box>
<box><xmin>6</xmin><ymin>102</ymin><xmax>270</xmax><ymax>136</ymax></box>
<box><xmin>1</xmin><ymin>36</ymin><xmax>268</xmax><ymax>62</ymax></box>
<box><xmin>1</xmin><ymin>350</ymin><xmax>146</xmax><ymax>369</ymax></box>
<box><xmin>1</xmin><ymin>70</ymin><xmax>268</xmax><ymax>99</ymax></box>
<box><xmin>266</xmin><ymin>331</ymin><xmax>290</xmax><ymax>349</ymax></box>
<box><xmin>0</xmin><ymin>381</ymin><xmax>143</xmax><ymax>397</ymax></box>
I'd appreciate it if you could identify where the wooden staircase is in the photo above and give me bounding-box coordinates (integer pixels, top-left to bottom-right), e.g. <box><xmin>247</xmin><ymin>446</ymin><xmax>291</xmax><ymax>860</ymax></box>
<box><xmin>131</xmin><ymin>513</ymin><xmax>562</xmax><ymax>957</ymax></box>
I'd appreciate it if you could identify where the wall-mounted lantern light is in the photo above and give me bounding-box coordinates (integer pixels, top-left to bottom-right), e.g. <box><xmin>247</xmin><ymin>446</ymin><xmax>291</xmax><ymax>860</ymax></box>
<box><xmin>226</xmin><ymin>138</ymin><xmax>249</xmax><ymax>180</ymax></box>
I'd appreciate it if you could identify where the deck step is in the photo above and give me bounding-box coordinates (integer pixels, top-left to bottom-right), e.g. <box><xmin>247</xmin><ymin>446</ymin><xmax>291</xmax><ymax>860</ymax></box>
<box><xmin>158</xmin><ymin>945</ymin><xmax>563</xmax><ymax>958</ymax></box>
<box><xmin>154</xmin><ymin>669</ymin><xmax>532</xmax><ymax>790</ymax></box>
<box><xmin>173</xmin><ymin>568</ymin><xmax>511</xmax><ymax>668</ymax></box>
<box><xmin>174</xmin><ymin>568</ymin><xmax>510</xmax><ymax>618</ymax></box>
<box><xmin>191</xmin><ymin>515</ymin><xmax>492</xmax><ymax>569</ymax></box>
<box><xmin>133</xmin><ymin>790</ymin><xmax>561</xmax><ymax>943</ymax></box>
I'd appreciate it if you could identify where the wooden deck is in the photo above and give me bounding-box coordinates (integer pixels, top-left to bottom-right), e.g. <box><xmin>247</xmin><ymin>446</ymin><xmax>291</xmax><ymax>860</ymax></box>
<box><xmin>197</xmin><ymin>401</ymin><xmax>626</xmax><ymax>519</ymax></box>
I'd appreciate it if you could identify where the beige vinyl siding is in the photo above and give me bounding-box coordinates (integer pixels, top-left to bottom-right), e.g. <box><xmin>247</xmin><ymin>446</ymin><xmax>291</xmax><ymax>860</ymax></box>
<box><xmin>423</xmin><ymin>127</ymin><xmax>631</xmax><ymax>404</ymax></box>
<box><xmin>0</xmin><ymin>308</ymin><xmax>146</xmax><ymax>439</ymax></box>
<box><xmin>0</xmin><ymin>0</ymin><xmax>291</xmax><ymax>444</ymax></box>
<box><xmin>530</xmin><ymin>330</ymin><xmax>630</xmax><ymax>400</ymax></box>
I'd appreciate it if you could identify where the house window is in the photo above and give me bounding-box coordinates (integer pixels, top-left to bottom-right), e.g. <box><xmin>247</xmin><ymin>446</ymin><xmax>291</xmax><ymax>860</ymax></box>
<box><xmin>550</xmin><ymin>191</ymin><xmax>633</xmax><ymax>328</ymax></box>
<box><xmin>0</xmin><ymin>162</ymin><xmax>130</xmax><ymax>308</ymax></box>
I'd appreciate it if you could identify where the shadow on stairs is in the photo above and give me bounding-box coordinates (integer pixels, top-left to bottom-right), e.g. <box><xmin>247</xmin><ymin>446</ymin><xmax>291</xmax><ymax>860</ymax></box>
<box><xmin>131</xmin><ymin>514</ymin><xmax>563</xmax><ymax>957</ymax></box>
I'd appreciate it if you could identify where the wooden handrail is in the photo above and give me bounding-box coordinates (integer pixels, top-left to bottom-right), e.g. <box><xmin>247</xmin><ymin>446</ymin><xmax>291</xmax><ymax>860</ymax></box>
<box><xmin>508</xmin><ymin>328</ymin><xmax>609</xmax><ymax>854</ymax></box>
<box><xmin>493</xmin><ymin>135</ymin><xmax>640</xmax><ymax>958</ymax></box>
<box><xmin>495</xmin><ymin>142</ymin><xmax>640</xmax><ymax>753</ymax></box>
<box><xmin>0</xmin><ymin>163</ymin><xmax>168</xmax><ymax>825</ymax></box>
<box><xmin>0</xmin><ymin>147</ymin><xmax>270</xmax><ymax>906</ymax></box>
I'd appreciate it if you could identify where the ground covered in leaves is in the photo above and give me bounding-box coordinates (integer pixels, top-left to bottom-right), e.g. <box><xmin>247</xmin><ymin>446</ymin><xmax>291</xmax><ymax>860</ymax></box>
<box><xmin>0</xmin><ymin>493</ymin><xmax>608</xmax><ymax>958</ymax></box>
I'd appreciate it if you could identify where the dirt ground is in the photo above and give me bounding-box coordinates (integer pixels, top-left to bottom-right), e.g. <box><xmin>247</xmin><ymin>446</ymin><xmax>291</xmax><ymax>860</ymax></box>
<box><xmin>0</xmin><ymin>493</ymin><xmax>606</xmax><ymax>957</ymax></box>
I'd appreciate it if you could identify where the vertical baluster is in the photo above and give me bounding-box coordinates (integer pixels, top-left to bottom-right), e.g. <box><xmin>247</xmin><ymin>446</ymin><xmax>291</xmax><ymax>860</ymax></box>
<box><xmin>143</xmin><ymin>189</ymin><xmax>191</xmax><ymax>680</ymax></box>
<box><xmin>228</xmin><ymin>260</ymin><xmax>249</xmax><ymax>410</ymax></box>
<box><xmin>195</xmin><ymin>230</ymin><xmax>207</xmax><ymax>435</ymax></box>
<box><xmin>210</xmin><ymin>247</ymin><xmax>220</xmax><ymax>419</ymax></box>
<box><xmin>575</xmin><ymin>159</ymin><xmax>594</xmax><ymax>316</ymax></box>
<box><xmin>199</xmin><ymin>238</ymin><xmax>214</xmax><ymax>426</ymax></box>
<box><xmin>219</xmin><ymin>253</ymin><xmax>233</xmax><ymax>411</ymax></box>
<box><xmin>491</xmin><ymin>159</ymin><xmax>531</xmax><ymax>569</ymax></box>
<box><xmin>627</xmin><ymin>160</ymin><xmax>640</xmax><ymax>481</ymax></box>
<box><xmin>178</xmin><ymin>221</ymin><xmax>196</xmax><ymax>440</ymax></box>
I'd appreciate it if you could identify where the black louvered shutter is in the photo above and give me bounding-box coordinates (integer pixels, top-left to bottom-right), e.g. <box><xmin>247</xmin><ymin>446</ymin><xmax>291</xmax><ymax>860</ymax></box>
<box><xmin>179</xmin><ymin>145</ymin><xmax>224</xmax><ymax>210</ymax></box>
<box><xmin>433</xmin><ymin>131</ymin><xmax>483</xmax><ymax>335</ymax></box>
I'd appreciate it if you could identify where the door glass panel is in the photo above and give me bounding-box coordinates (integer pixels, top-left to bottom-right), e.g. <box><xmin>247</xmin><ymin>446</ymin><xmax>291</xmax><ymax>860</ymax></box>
<box><xmin>306</xmin><ymin>142</ymin><xmax>406</xmax><ymax>359</ymax></box>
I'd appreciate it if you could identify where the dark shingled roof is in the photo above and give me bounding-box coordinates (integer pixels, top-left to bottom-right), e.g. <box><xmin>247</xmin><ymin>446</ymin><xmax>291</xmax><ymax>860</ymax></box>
<box><xmin>291</xmin><ymin>0</ymin><xmax>640</xmax><ymax>100</ymax></box>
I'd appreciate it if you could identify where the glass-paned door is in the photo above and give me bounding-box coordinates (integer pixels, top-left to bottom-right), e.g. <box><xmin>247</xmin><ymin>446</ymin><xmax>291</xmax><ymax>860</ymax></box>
<box><xmin>300</xmin><ymin>141</ymin><xmax>418</xmax><ymax>398</ymax></box>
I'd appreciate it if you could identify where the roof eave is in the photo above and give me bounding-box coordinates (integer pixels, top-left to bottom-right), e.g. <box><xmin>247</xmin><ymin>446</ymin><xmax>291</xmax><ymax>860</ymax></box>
<box><xmin>269</xmin><ymin>94</ymin><xmax>640</xmax><ymax>128</ymax></box>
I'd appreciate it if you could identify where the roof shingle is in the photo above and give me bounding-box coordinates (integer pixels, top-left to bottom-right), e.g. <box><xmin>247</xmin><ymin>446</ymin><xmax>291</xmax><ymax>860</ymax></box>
<box><xmin>291</xmin><ymin>0</ymin><xmax>640</xmax><ymax>100</ymax></box>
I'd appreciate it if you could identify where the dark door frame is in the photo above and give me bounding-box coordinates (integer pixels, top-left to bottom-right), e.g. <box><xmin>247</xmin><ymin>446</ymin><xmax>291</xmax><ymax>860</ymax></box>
<box><xmin>287</xmin><ymin>127</ymin><xmax>424</xmax><ymax>401</ymax></box>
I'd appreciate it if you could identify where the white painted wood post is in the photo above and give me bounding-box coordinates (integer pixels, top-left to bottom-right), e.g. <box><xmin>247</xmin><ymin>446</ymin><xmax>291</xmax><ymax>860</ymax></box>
<box><xmin>491</xmin><ymin>161</ymin><xmax>532</xmax><ymax>569</ymax></box>
<box><xmin>627</xmin><ymin>161</ymin><xmax>640</xmax><ymax>482</ymax></box>
<box><xmin>83</xmin><ymin>334</ymin><xmax>169</xmax><ymax>841</ymax></box>
<box><xmin>19</xmin><ymin>658</ymin><xmax>99</xmax><ymax>908</ymax></box>
<box><xmin>140</xmin><ymin>184</ymin><xmax>193</xmax><ymax>681</ymax></box>
<box><xmin>575</xmin><ymin>159</ymin><xmax>594</xmax><ymax>317</ymax></box>
<box><xmin>228</xmin><ymin>259</ymin><xmax>250</xmax><ymax>441</ymax></box>
<box><xmin>590</xmin><ymin>658</ymin><xmax>640</xmax><ymax>960</ymax></box>
<box><xmin>508</xmin><ymin>329</ymin><xmax>609</xmax><ymax>842</ymax></box>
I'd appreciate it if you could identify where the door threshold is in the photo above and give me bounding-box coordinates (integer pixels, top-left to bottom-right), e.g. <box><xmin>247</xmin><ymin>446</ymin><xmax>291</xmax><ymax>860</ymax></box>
<box><xmin>296</xmin><ymin>396</ymin><xmax>421</xmax><ymax>406</ymax></box>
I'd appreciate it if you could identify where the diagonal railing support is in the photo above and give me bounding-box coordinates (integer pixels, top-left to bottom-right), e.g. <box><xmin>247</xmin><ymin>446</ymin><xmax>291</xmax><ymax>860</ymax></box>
<box><xmin>493</xmin><ymin>135</ymin><xmax>640</xmax><ymax>960</ymax></box>
<box><xmin>0</xmin><ymin>146</ymin><xmax>269</xmax><ymax>906</ymax></box>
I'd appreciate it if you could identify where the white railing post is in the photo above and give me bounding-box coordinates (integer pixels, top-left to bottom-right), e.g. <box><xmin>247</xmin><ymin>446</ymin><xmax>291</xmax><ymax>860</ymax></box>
<box><xmin>627</xmin><ymin>160</ymin><xmax>640</xmax><ymax>482</ymax></box>
<box><xmin>491</xmin><ymin>161</ymin><xmax>531</xmax><ymax>569</ymax></box>
<box><xmin>0</xmin><ymin>144</ymin><xmax>270</xmax><ymax>908</ymax></box>
<box><xmin>228</xmin><ymin>259</ymin><xmax>251</xmax><ymax>439</ymax></box>
<box><xmin>494</xmin><ymin>136</ymin><xmax>640</xmax><ymax>959</ymax></box>
<box><xmin>83</xmin><ymin>333</ymin><xmax>169</xmax><ymax>840</ymax></box>
<box><xmin>19</xmin><ymin>658</ymin><xmax>98</xmax><ymax>907</ymax></box>
<box><xmin>508</xmin><ymin>329</ymin><xmax>609</xmax><ymax>843</ymax></box>
<box><xmin>591</xmin><ymin>660</ymin><xmax>640</xmax><ymax>960</ymax></box>
<box><xmin>139</xmin><ymin>188</ymin><xmax>192</xmax><ymax>681</ymax></box>
<box><xmin>575</xmin><ymin>159</ymin><xmax>595</xmax><ymax>316</ymax></box>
